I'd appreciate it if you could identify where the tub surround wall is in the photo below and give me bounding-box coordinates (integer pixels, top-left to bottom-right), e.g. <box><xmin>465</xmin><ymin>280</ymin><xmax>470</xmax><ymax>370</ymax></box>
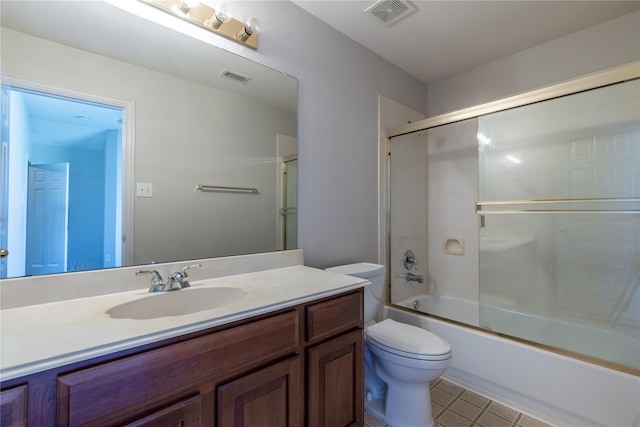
<box><xmin>426</xmin><ymin>119</ymin><xmax>479</xmax><ymax>302</ymax></box>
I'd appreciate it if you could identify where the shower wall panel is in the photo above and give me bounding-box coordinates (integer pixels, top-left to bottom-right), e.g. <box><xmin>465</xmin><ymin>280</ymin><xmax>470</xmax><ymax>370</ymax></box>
<box><xmin>426</xmin><ymin>119</ymin><xmax>479</xmax><ymax>303</ymax></box>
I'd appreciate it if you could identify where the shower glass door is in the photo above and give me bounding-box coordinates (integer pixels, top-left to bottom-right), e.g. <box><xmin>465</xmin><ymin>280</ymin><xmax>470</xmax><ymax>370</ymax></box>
<box><xmin>478</xmin><ymin>78</ymin><xmax>640</xmax><ymax>372</ymax></box>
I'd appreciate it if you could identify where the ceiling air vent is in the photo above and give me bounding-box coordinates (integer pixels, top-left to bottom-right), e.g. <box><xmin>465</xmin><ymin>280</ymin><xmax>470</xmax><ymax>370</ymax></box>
<box><xmin>364</xmin><ymin>0</ymin><xmax>416</xmax><ymax>26</ymax></box>
<box><xmin>220</xmin><ymin>69</ymin><xmax>251</xmax><ymax>84</ymax></box>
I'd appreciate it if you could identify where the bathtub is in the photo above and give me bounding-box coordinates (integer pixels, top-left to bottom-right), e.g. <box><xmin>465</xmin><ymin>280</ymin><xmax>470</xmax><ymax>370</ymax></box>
<box><xmin>399</xmin><ymin>294</ymin><xmax>640</xmax><ymax>370</ymax></box>
<box><xmin>387</xmin><ymin>297</ymin><xmax>640</xmax><ymax>427</ymax></box>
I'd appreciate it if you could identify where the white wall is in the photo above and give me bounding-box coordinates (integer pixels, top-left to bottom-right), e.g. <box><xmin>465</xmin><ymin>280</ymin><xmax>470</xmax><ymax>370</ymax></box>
<box><xmin>427</xmin><ymin>10</ymin><xmax>640</xmax><ymax>115</ymax></box>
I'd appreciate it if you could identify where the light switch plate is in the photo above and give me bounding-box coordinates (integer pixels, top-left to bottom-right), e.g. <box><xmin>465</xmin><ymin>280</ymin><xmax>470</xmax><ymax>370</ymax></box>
<box><xmin>136</xmin><ymin>182</ymin><xmax>153</xmax><ymax>198</ymax></box>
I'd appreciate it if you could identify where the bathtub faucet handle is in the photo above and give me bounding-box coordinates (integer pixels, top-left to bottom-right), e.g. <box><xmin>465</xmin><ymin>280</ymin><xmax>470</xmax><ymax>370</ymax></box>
<box><xmin>404</xmin><ymin>250</ymin><xmax>418</xmax><ymax>270</ymax></box>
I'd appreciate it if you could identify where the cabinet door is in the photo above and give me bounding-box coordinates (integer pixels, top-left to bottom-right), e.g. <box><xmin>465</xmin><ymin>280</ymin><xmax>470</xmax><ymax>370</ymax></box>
<box><xmin>124</xmin><ymin>395</ymin><xmax>200</xmax><ymax>427</ymax></box>
<box><xmin>58</xmin><ymin>311</ymin><xmax>297</xmax><ymax>426</ymax></box>
<box><xmin>307</xmin><ymin>329</ymin><xmax>363</xmax><ymax>427</ymax></box>
<box><xmin>0</xmin><ymin>385</ymin><xmax>27</xmax><ymax>427</ymax></box>
<box><xmin>218</xmin><ymin>357</ymin><xmax>301</xmax><ymax>427</ymax></box>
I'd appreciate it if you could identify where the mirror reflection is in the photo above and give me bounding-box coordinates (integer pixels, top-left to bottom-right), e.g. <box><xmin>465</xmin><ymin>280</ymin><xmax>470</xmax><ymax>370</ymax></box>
<box><xmin>0</xmin><ymin>1</ymin><xmax>298</xmax><ymax>279</ymax></box>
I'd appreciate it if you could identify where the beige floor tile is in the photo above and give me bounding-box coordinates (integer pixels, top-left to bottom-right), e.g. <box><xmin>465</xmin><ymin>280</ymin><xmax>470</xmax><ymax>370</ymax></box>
<box><xmin>476</xmin><ymin>411</ymin><xmax>513</xmax><ymax>427</ymax></box>
<box><xmin>437</xmin><ymin>409</ymin><xmax>473</xmax><ymax>427</ymax></box>
<box><xmin>486</xmin><ymin>401</ymin><xmax>519</xmax><ymax>422</ymax></box>
<box><xmin>432</xmin><ymin>401</ymin><xmax>446</xmax><ymax>418</ymax></box>
<box><xmin>436</xmin><ymin>380</ymin><xmax>465</xmax><ymax>397</ymax></box>
<box><xmin>459</xmin><ymin>389</ymin><xmax>490</xmax><ymax>408</ymax></box>
<box><xmin>448</xmin><ymin>398</ymin><xmax>483</xmax><ymax>421</ymax></box>
<box><xmin>431</xmin><ymin>387</ymin><xmax>457</xmax><ymax>407</ymax></box>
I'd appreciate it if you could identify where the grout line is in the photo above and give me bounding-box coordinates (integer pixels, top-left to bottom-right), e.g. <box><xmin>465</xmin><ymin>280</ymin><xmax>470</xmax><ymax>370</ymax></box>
<box><xmin>470</xmin><ymin>399</ymin><xmax>493</xmax><ymax>425</ymax></box>
<box><xmin>434</xmin><ymin>383</ymin><xmax>466</xmax><ymax>421</ymax></box>
<box><xmin>513</xmin><ymin>413</ymin><xmax>524</xmax><ymax>426</ymax></box>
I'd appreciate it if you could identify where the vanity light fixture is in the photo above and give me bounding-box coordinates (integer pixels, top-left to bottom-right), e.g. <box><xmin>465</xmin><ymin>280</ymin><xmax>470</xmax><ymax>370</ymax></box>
<box><xmin>140</xmin><ymin>0</ymin><xmax>260</xmax><ymax>49</ymax></box>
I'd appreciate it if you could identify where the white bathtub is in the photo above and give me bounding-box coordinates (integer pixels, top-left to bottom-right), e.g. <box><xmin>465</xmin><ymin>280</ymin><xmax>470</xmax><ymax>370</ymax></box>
<box><xmin>387</xmin><ymin>299</ymin><xmax>640</xmax><ymax>427</ymax></box>
<box><xmin>399</xmin><ymin>294</ymin><xmax>640</xmax><ymax>370</ymax></box>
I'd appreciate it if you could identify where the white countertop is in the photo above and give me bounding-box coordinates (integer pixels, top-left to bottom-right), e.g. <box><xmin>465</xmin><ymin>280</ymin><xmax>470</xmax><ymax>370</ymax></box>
<box><xmin>1</xmin><ymin>265</ymin><xmax>368</xmax><ymax>381</ymax></box>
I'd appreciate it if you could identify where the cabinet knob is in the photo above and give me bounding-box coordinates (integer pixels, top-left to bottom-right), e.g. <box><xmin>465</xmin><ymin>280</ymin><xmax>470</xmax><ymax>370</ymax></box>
<box><xmin>0</xmin><ymin>248</ymin><xmax>8</xmax><ymax>258</ymax></box>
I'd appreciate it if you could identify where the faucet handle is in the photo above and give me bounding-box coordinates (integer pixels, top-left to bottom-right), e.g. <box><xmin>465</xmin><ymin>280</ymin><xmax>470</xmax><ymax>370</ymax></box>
<box><xmin>136</xmin><ymin>270</ymin><xmax>164</xmax><ymax>293</ymax></box>
<box><xmin>180</xmin><ymin>263</ymin><xmax>202</xmax><ymax>277</ymax></box>
<box><xmin>403</xmin><ymin>250</ymin><xmax>418</xmax><ymax>270</ymax></box>
<box><xmin>171</xmin><ymin>263</ymin><xmax>202</xmax><ymax>289</ymax></box>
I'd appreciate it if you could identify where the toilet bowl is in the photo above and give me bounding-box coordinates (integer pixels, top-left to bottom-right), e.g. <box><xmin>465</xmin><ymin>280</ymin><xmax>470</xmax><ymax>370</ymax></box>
<box><xmin>367</xmin><ymin>318</ymin><xmax>452</xmax><ymax>427</ymax></box>
<box><xmin>325</xmin><ymin>263</ymin><xmax>452</xmax><ymax>427</ymax></box>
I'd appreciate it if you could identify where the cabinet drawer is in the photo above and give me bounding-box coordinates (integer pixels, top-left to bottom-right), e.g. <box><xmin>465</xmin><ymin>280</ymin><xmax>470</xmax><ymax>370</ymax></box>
<box><xmin>57</xmin><ymin>311</ymin><xmax>298</xmax><ymax>426</ymax></box>
<box><xmin>306</xmin><ymin>291</ymin><xmax>362</xmax><ymax>343</ymax></box>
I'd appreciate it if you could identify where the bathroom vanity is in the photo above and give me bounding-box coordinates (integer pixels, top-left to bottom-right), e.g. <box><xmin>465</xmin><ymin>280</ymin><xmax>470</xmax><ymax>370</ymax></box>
<box><xmin>0</xmin><ymin>254</ymin><xmax>367</xmax><ymax>426</ymax></box>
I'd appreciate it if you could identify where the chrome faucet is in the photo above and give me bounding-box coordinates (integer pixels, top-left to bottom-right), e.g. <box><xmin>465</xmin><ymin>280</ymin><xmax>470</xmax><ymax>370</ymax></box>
<box><xmin>136</xmin><ymin>263</ymin><xmax>202</xmax><ymax>293</ymax></box>
<box><xmin>405</xmin><ymin>272</ymin><xmax>424</xmax><ymax>284</ymax></box>
<box><xmin>136</xmin><ymin>270</ymin><xmax>166</xmax><ymax>293</ymax></box>
<box><xmin>166</xmin><ymin>263</ymin><xmax>202</xmax><ymax>291</ymax></box>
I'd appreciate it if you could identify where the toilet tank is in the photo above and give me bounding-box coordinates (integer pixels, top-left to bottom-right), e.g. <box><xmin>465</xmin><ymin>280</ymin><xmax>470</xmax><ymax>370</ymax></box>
<box><xmin>325</xmin><ymin>263</ymin><xmax>386</xmax><ymax>324</ymax></box>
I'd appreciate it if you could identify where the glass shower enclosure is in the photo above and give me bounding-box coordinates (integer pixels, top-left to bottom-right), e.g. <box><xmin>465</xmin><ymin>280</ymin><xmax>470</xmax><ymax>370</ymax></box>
<box><xmin>388</xmin><ymin>68</ymin><xmax>639</xmax><ymax>373</ymax></box>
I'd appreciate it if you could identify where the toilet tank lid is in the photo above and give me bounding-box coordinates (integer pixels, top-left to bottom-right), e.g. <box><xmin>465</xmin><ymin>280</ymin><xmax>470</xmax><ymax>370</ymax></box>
<box><xmin>367</xmin><ymin>319</ymin><xmax>451</xmax><ymax>356</ymax></box>
<box><xmin>325</xmin><ymin>263</ymin><xmax>386</xmax><ymax>279</ymax></box>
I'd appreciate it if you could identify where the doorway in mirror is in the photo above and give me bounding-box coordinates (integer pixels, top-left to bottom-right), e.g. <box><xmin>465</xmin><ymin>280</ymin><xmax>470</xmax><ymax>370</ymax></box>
<box><xmin>277</xmin><ymin>134</ymin><xmax>298</xmax><ymax>251</ymax></box>
<box><xmin>1</xmin><ymin>83</ymin><xmax>128</xmax><ymax>278</ymax></box>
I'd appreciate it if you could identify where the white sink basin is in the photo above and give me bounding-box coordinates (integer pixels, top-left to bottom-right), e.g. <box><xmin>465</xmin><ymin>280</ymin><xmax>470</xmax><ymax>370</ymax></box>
<box><xmin>106</xmin><ymin>287</ymin><xmax>247</xmax><ymax>320</ymax></box>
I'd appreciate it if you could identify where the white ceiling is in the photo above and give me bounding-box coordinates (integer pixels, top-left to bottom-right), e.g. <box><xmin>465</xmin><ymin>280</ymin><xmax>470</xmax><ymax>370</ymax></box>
<box><xmin>292</xmin><ymin>0</ymin><xmax>640</xmax><ymax>84</ymax></box>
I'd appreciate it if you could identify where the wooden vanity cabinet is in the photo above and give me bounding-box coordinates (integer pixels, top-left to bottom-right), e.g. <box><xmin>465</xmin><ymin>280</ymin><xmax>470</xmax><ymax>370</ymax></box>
<box><xmin>305</xmin><ymin>291</ymin><xmax>364</xmax><ymax>427</ymax></box>
<box><xmin>1</xmin><ymin>288</ymin><xmax>363</xmax><ymax>427</ymax></box>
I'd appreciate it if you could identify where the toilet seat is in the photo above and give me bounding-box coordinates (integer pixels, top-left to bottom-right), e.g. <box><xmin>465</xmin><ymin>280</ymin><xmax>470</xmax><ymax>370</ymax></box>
<box><xmin>366</xmin><ymin>319</ymin><xmax>452</xmax><ymax>361</ymax></box>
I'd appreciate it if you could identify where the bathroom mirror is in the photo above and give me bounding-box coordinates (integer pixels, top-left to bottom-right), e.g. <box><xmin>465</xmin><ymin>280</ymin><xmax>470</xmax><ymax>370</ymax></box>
<box><xmin>0</xmin><ymin>1</ymin><xmax>298</xmax><ymax>279</ymax></box>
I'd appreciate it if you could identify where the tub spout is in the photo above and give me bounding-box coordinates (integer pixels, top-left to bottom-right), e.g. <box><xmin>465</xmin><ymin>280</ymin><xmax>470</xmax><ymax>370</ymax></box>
<box><xmin>406</xmin><ymin>272</ymin><xmax>424</xmax><ymax>284</ymax></box>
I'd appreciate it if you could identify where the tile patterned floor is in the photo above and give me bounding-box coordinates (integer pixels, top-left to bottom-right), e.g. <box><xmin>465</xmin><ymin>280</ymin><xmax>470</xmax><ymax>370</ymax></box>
<box><xmin>365</xmin><ymin>379</ymin><xmax>553</xmax><ymax>427</ymax></box>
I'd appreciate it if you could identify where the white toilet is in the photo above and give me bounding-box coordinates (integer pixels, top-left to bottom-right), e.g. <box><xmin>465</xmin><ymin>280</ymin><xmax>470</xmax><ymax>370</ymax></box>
<box><xmin>326</xmin><ymin>263</ymin><xmax>452</xmax><ymax>427</ymax></box>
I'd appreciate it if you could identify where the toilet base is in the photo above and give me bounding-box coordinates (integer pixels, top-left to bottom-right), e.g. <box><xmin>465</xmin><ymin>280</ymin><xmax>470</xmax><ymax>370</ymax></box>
<box><xmin>365</xmin><ymin>397</ymin><xmax>435</xmax><ymax>427</ymax></box>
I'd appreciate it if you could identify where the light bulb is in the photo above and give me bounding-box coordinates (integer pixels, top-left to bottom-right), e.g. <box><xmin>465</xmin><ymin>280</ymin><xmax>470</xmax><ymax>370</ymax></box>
<box><xmin>178</xmin><ymin>0</ymin><xmax>200</xmax><ymax>14</ymax></box>
<box><xmin>238</xmin><ymin>17</ymin><xmax>260</xmax><ymax>42</ymax></box>
<box><xmin>206</xmin><ymin>3</ymin><xmax>231</xmax><ymax>29</ymax></box>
